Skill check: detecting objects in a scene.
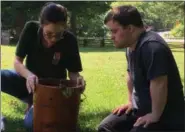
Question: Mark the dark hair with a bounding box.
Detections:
[39,2,67,24]
[104,5,144,28]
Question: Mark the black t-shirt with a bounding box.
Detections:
[16,21,82,79]
[126,31,184,124]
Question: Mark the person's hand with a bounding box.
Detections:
[133,113,160,128]
[26,74,38,93]
[76,75,86,92]
[112,103,133,116]
[76,75,85,86]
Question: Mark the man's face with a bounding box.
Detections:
[42,22,65,47]
[106,20,132,49]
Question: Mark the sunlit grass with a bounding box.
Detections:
[1,43,184,132]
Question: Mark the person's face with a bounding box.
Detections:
[42,22,66,47]
[106,20,133,49]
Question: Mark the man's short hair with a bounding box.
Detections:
[104,5,144,28]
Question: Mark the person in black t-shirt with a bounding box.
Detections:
[1,2,85,129]
[98,5,184,132]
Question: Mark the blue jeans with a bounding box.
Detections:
[1,115,6,132]
[24,105,33,130]
[1,69,33,129]
[98,109,185,132]
[1,69,33,104]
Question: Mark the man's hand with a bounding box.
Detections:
[76,75,85,86]
[112,103,133,116]
[69,72,85,86]
[133,113,160,128]
[76,75,86,93]
[26,74,38,93]
[68,72,86,92]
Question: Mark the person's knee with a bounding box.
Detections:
[97,113,122,132]
[97,115,113,132]
[1,69,9,81]
[97,124,112,132]
[97,118,110,132]
[97,123,107,132]
[1,69,15,77]
[1,69,27,98]
[1,70,16,87]
[1,70,12,91]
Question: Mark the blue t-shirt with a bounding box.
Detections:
[126,31,184,124]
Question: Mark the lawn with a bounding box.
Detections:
[1,43,184,132]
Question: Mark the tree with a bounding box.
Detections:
[1,1,111,41]
[1,1,45,41]
[110,1,184,31]
[59,1,111,36]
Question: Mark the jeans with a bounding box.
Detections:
[1,115,6,132]
[97,109,184,132]
[1,69,33,104]
[24,105,33,130]
[1,69,33,129]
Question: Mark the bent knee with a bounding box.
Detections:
[97,123,112,132]
[97,114,119,132]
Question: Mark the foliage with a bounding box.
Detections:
[110,1,184,30]
[77,14,107,37]
[171,23,184,37]
[1,1,110,37]
[1,1,44,29]
[1,1,184,38]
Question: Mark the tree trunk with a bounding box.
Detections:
[100,38,105,47]
[100,31,105,47]
[70,11,77,36]
[83,39,88,47]
[14,11,26,44]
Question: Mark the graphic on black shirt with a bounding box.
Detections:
[52,52,61,65]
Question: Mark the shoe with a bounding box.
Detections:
[1,115,6,132]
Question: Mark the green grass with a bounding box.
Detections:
[1,43,184,132]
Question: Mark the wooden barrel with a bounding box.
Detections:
[33,79,85,132]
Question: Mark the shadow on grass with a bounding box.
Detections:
[2,101,27,131]
[171,49,184,53]
[1,44,17,47]
[2,42,184,52]
[78,110,110,132]
[168,43,184,49]
[79,47,125,53]
[169,43,184,53]
[2,44,125,53]
[3,104,110,132]
[4,116,27,132]
[4,111,110,132]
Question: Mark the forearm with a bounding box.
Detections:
[14,59,33,79]
[127,72,133,103]
[150,76,168,119]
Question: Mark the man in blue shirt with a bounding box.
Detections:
[98,5,184,132]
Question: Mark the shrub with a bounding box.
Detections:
[170,23,184,38]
